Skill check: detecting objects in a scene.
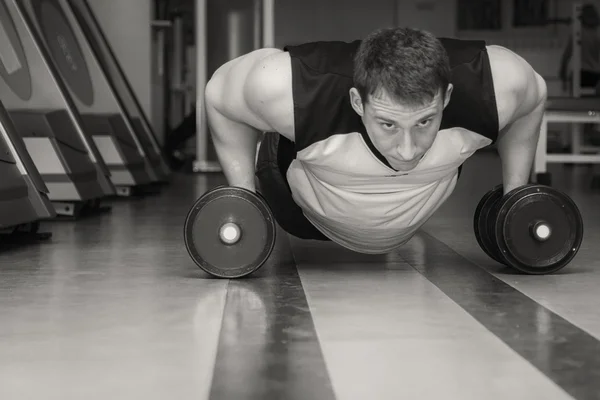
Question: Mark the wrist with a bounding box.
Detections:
[502,175,531,195]
[503,182,521,195]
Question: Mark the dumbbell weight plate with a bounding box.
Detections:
[494,185,583,275]
[184,186,276,278]
[474,185,507,264]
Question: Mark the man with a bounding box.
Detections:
[204,27,547,254]
[559,3,600,91]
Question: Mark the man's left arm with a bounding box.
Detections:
[495,56,548,195]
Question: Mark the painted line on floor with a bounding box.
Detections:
[209,230,336,400]
[399,231,600,400]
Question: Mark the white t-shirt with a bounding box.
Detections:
[288,128,491,253]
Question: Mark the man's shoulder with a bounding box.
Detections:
[486,45,532,92]
[486,45,547,129]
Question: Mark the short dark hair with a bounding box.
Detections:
[353,27,451,107]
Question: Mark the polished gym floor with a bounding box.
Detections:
[1,150,599,400]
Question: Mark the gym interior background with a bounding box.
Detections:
[87,0,600,155]
[1,0,599,399]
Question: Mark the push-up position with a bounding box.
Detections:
[203,27,547,254]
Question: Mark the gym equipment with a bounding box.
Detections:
[473,185,505,264]
[184,186,276,278]
[535,97,600,186]
[560,2,585,98]
[64,0,171,181]
[61,0,167,183]
[523,2,586,96]
[0,0,113,217]
[193,0,275,173]
[0,97,54,241]
[474,184,584,274]
[80,114,158,196]
[16,0,162,197]
[533,2,600,186]
[495,185,583,274]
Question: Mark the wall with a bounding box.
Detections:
[272,0,600,97]
[274,0,454,46]
[274,0,397,46]
[395,0,456,37]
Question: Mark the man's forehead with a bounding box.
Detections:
[367,91,441,116]
[370,87,441,104]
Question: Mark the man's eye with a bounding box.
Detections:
[381,123,395,129]
[417,119,431,127]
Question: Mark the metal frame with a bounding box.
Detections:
[535,110,600,176]
[571,2,582,98]
[193,0,275,173]
[533,2,600,177]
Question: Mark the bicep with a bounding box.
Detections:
[243,53,295,136]
[511,67,547,123]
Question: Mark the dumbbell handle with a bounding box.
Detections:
[531,221,552,242]
[219,222,241,244]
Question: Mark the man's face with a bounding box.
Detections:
[350,86,452,171]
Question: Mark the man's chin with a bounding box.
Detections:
[389,160,419,172]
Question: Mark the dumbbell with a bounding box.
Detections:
[184,186,276,278]
[474,184,584,274]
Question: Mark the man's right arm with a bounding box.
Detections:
[203,48,290,192]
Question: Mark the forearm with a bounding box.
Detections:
[205,102,261,192]
[496,100,545,194]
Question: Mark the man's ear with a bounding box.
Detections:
[443,84,453,109]
[349,88,365,116]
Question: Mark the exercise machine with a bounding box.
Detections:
[15,0,162,197]
[0,98,55,239]
[533,2,600,185]
[65,0,171,182]
[0,0,113,217]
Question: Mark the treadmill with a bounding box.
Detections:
[0,0,114,218]
[0,98,54,242]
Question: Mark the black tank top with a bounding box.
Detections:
[284,38,499,168]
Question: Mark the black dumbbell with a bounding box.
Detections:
[184,186,276,278]
[474,184,584,274]
[473,184,506,264]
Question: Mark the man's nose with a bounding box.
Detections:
[395,131,418,161]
